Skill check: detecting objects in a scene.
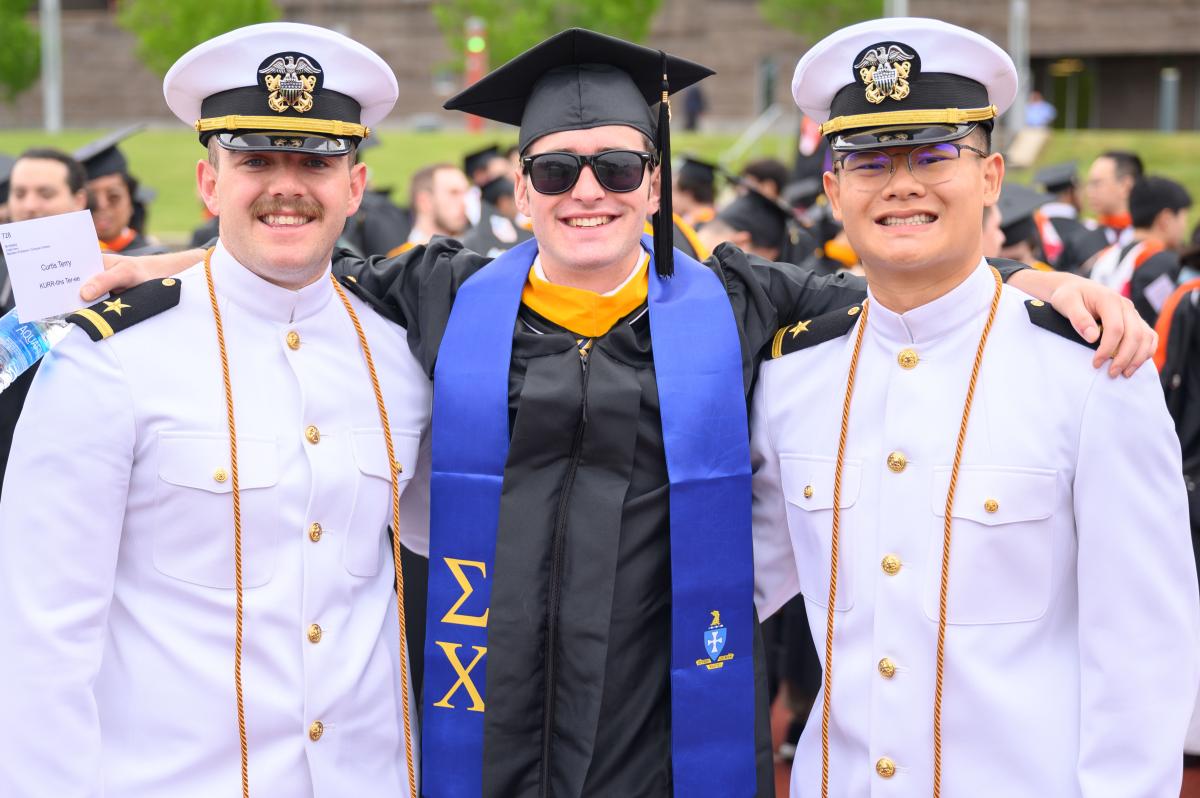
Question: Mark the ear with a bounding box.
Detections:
[197,158,220,216]
[823,170,844,222]
[514,169,532,218]
[346,161,368,217]
[646,161,661,216]
[980,152,1005,207]
[72,189,89,212]
[730,229,753,249]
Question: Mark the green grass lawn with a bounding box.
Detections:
[2,127,1197,244]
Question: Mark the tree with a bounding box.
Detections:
[433,0,663,74]
[758,0,882,42]
[0,0,39,103]
[117,0,280,77]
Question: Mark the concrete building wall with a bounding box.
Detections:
[1,0,1197,130]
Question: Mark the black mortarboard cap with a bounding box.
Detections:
[678,156,718,186]
[997,183,1049,246]
[464,144,501,178]
[717,188,793,251]
[74,124,145,181]
[1034,161,1077,194]
[0,153,14,204]
[480,175,515,206]
[443,28,714,277]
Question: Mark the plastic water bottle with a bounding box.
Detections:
[0,309,70,392]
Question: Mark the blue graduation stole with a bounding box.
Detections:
[423,235,757,796]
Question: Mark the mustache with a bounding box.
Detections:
[250,196,325,221]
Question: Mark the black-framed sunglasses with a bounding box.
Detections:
[521,150,657,195]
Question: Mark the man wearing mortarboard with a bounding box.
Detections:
[85,26,1158,798]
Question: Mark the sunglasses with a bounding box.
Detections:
[521,150,657,195]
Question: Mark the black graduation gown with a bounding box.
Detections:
[335,237,865,797]
[460,203,534,257]
[336,241,1032,796]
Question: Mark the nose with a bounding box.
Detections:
[881,153,926,201]
[570,161,606,202]
[267,162,306,197]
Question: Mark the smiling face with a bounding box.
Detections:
[88,172,135,240]
[515,125,659,291]
[823,130,1003,300]
[197,144,366,289]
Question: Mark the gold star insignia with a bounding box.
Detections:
[789,319,811,338]
[102,298,131,316]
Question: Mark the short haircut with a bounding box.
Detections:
[741,158,789,194]
[16,148,87,194]
[1130,176,1192,229]
[409,163,457,208]
[1099,150,1144,182]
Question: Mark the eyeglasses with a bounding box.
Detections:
[521,150,656,195]
[835,142,989,190]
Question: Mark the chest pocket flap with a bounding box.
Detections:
[158,433,279,492]
[351,428,421,483]
[780,453,862,510]
[932,465,1057,524]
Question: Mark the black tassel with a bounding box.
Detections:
[653,51,674,278]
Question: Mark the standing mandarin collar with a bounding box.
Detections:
[209,241,334,324]
[866,258,998,346]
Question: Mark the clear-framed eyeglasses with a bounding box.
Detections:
[834,141,989,190]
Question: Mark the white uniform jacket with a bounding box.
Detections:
[751,261,1200,798]
[0,243,431,798]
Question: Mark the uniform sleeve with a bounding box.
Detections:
[332,236,494,375]
[0,330,135,797]
[749,364,801,620]
[1073,363,1200,797]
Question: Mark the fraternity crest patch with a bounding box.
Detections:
[258,51,323,114]
[695,610,736,670]
[853,42,919,105]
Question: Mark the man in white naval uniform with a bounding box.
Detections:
[0,24,429,797]
[752,18,1200,798]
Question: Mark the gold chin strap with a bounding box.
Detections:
[819,105,998,136]
[820,267,1003,798]
[203,250,415,798]
[194,115,370,140]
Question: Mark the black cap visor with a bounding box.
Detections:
[831,122,978,153]
[214,131,353,156]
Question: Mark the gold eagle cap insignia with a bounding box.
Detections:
[258,54,322,114]
[854,44,916,105]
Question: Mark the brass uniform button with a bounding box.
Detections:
[162,278,177,287]
[309,720,324,741]
[984,498,999,513]
[881,554,902,575]
[848,306,861,316]
[305,425,321,444]
[897,348,919,370]
[286,330,301,350]
[308,522,323,542]
[886,451,907,473]
[878,657,897,679]
[803,485,814,499]
[395,461,404,475]
[1030,299,1046,307]
[876,757,896,778]
[307,623,323,644]
[213,467,228,483]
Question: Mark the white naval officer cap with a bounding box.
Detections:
[163,22,398,156]
[792,17,1017,152]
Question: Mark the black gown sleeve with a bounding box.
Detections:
[331,235,493,376]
